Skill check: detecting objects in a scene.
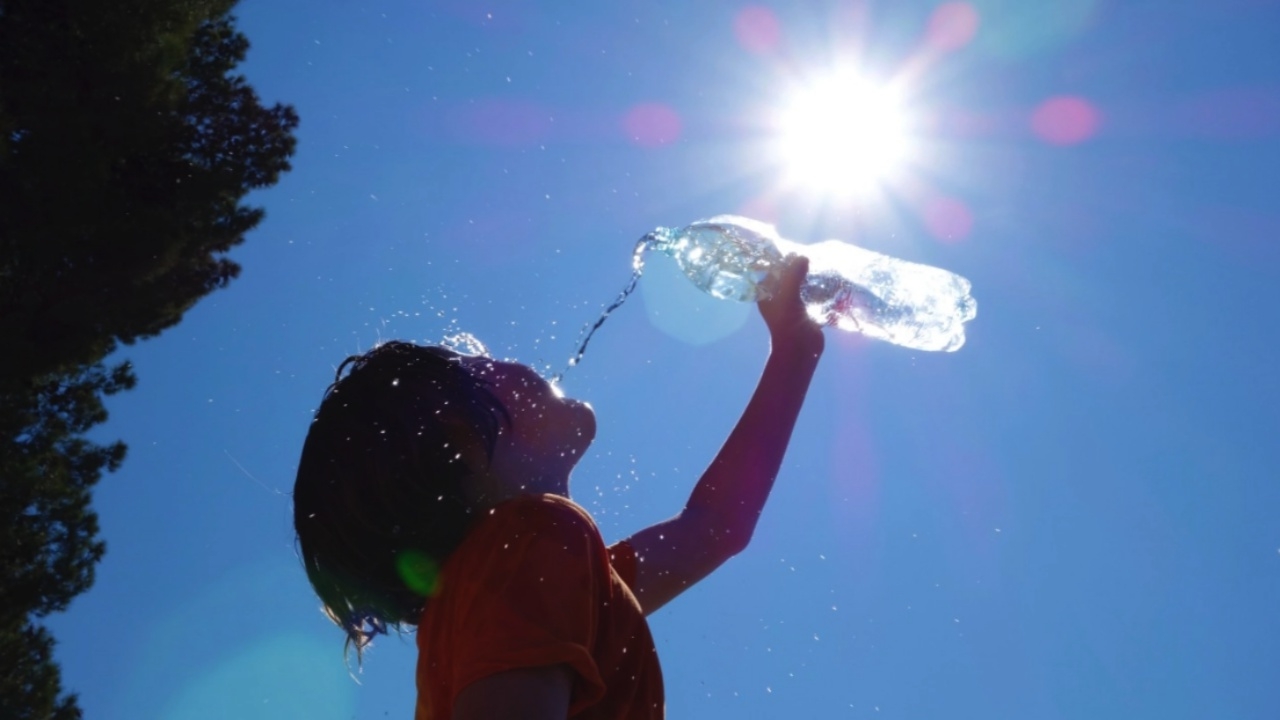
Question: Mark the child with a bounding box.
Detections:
[293,256,824,719]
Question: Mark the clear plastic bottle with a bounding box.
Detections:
[643,214,978,352]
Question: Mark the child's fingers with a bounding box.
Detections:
[760,254,824,342]
[780,254,809,299]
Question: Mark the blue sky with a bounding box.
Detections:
[49,1,1280,718]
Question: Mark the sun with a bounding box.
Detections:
[772,70,913,196]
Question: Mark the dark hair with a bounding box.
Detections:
[293,341,509,659]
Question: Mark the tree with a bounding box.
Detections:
[0,1,298,716]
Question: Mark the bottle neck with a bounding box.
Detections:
[633,227,677,270]
[644,227,676,251]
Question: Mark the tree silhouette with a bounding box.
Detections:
[0,1,298,716]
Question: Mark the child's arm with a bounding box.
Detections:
[622,255,824,615]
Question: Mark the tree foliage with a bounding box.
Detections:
[0,1,298,716]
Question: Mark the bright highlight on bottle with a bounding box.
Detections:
[774,72,912,195]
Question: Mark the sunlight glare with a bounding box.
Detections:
[774,72,911,196]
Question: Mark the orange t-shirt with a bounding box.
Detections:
[415,494,664,719]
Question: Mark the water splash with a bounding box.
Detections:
[552,229,670,383]
[441,332,491,357]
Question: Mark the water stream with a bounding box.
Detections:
[551,232,663,383]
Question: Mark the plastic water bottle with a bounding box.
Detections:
[643,215,977,352]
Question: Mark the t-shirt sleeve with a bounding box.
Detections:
[607,539,639,591]
[448,499,608,714]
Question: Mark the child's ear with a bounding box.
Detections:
[437,416,493,476]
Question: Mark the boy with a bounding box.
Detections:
[293,257,823,718]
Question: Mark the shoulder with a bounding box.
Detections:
[485,494,600,540]
[445,496,613,625]
[459,494,605,567]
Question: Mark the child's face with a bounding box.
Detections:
[458,356,596,497]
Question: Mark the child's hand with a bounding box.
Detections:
[759,254,825,354]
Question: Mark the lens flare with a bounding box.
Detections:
[926,2,980,52]
[396,550,441,597]
[924,196,975,243]
[622,103,682,147]
[734,6,782,55]
[1031,95,1101,145]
